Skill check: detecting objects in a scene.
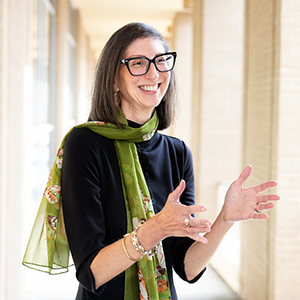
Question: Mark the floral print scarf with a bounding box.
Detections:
[23,109,171,300]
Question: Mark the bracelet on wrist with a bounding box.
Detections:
[132,223,158,258]
[122,234,141,262]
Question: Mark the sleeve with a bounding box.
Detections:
[169,141,206,283]
[61,128,107,294]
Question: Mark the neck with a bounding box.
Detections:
[121,103,155,125]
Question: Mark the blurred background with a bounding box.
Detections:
[0,0,300,299]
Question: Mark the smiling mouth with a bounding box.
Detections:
[139,84,160,91]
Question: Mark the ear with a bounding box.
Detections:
[113,76,119,92]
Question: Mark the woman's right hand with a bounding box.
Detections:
[156,180,211,243]
[137,180,212,250]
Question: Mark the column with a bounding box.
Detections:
[192,0,244,293]
[0,0,32,299]
[55,0,69,147]
[242,0,300,299]
[172,10,193,147]
[273,1,300,298]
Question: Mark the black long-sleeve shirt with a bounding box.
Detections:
[61,122,205,300]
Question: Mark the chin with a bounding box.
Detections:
[149,99,162,109]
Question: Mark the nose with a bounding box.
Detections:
[145,61,159,79]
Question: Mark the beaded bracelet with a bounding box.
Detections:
[132,223,158,258]
[122,234,141,262]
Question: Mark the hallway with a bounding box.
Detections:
[174,266,240,300]
[1,1,300,299]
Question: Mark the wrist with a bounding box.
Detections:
[135,214,165,252]
[132,223,158,258]
[122,234,142,261]
[124,232,144,261]
[218,208,235,227]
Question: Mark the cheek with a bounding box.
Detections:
[122,73,139,88]
[161,74,171,92]
[117,68,135,91]
[119,79,141,99]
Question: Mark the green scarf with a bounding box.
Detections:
[23,110,171,300]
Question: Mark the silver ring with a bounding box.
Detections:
[254,204,262,213]
[185,218,190,227]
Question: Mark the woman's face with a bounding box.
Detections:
[115,37,171,124]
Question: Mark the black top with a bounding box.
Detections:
[61,122,205,300]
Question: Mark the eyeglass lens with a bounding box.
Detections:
[128,53,175,75]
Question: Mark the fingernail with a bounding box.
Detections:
[205,227,211,232]
[205,221,211,226]
[200,206,207,212]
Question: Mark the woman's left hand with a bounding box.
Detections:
[221,165,280,223]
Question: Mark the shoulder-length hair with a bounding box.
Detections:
[88,22,177,130]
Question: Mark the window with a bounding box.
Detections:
[21,1,78,298]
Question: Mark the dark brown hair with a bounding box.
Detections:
[88,22,177,130]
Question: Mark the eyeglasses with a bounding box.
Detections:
[121,52,177,76]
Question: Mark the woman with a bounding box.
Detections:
[23,23,279,300]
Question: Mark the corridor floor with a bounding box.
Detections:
[173,265,240,300]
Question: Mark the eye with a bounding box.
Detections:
[129,58,147,68]
[156,55,172,65]
[156,57,167,64]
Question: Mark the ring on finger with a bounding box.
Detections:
[253,204,262,213]
[184,218,190,227]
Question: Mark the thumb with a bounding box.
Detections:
[235,164,252,186]
[169,180,186,202]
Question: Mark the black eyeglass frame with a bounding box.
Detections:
[120,52,177,76]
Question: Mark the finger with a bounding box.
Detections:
[254,202,275,212]
[198,236,208,244]
[235,165,252,186]
[185,205,207,215]
[188,232,208,244]
[195,235,208,244]
[257,194,280,203]
[185,226,211,235]
[169,180,186,202]
[253,181,277,194]
[188,217,212,229]
[252,213,269,220]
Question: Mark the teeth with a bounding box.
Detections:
[140,85,158,91]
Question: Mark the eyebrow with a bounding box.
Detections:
[126,53,164,59]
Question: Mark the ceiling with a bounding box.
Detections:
[71,0,187,56]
